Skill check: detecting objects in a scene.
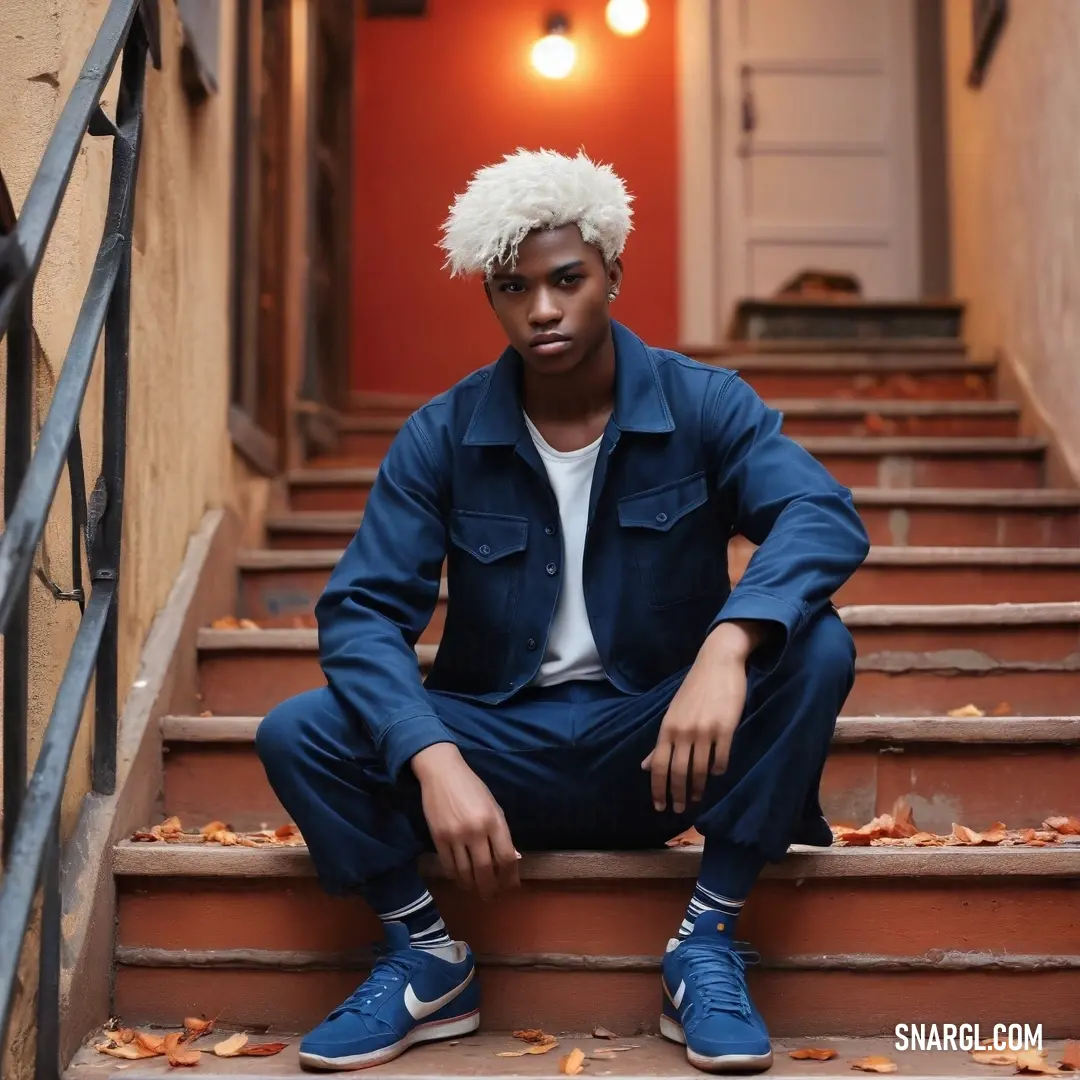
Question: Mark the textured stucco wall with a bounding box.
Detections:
[0,1,238,1074]
[944,0,1080,477]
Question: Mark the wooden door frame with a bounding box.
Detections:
[676,0,922,347]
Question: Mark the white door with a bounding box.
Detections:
[715,0,921,319]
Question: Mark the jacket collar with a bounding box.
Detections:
[462,320,675,446]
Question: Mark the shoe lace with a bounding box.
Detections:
[329,949,415,1018]
[682,941,755,1021]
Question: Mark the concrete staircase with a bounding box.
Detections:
[70,334,1080,1077]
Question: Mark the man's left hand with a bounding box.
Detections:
[641,620,768,814]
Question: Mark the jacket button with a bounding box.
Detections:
[655,512,668,523]
[546,562,557,575]
[526,638,537,650]
[545,524,556,536]
[479,544,491,556]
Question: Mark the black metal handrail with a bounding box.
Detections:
[0,2,160,1075]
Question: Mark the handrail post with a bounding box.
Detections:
[2,285,33,863]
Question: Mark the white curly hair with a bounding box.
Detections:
[438,148,634,278]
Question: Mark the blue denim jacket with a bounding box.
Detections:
[316,321,870,778]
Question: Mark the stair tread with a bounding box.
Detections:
[237,545,1080,571]
[287,440,1048,487]
[697,347,975,364]
[159,714,1080,744]
[68,1033,1048,1080]
[265,489,1080,533]
[337,399,1021,433]
[111,841,1080,879]
[197,603,1080,655]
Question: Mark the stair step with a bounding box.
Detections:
[286,440,1048,511]
[727,297,964,342]
[267,488,1080,550]
[196,603,1080,717]
[160,713,1080,835]
[236,545,1080,626]
[334,400,1022,459]
[109,842,1080,1035]
[70,1034,1063,1080]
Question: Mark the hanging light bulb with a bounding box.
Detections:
[605,0,649,36]
[531,13,576,79]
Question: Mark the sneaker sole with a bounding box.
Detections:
[660,1015,774,1073]
[298,1010,480,1071]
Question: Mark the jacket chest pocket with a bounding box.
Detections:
[448,509,529,631]
[617,472,722,609]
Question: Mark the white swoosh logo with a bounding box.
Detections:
[403,967,474,1021]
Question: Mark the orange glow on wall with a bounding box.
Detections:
[351,0,677,397]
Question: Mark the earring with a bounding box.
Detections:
[608,290,618,301]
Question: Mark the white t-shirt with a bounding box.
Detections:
[523,414,607,686]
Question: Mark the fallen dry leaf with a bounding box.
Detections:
[593,1026,617,1040]
[592,1046,640,1056]
[274,823,302,842]
[790,1048,839,1061]
[240,1043,289,1056]
[561,1048,587,1075]
[666,826,705,847]
[513,1029,556,1045]
[1044,817,1080,836]
[212,1033,248,1057]
[991,702,1013,716]
[199,710,213,718]
[971,1050,1018,1066]
[1061,1043,1080,1070]
[134,1031,167,1055]
[164,1032,201,1067]
[95,1042,160,1061]
[183,1016,215,1038]
[851,1056,898,1073]
[210,616,240,629]
[948,703,986,718]
[1016,1050,1064,1075]
[199,821,228,838]
[497,1043,562,1058]
[952,821,1008,845]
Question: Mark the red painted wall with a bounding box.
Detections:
[351,0,678,396]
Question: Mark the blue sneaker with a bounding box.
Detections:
[298,923,479,1070]
[660,916,773,1073]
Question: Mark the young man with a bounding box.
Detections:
[257,149,870,1073]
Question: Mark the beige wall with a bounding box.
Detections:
[0,1,248,1075]
[945,0,1080,478]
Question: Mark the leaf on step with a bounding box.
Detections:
[239,1042,289,1056]
[183,1016,215,1038]
[593,1026,617,1039]
[952,822,1008,845]
[991,702,1013,716]
[133,1031,167,1055]
[666,826,705,847]
[1044,817,1080,835]
[212,1033,249,1057]
[850,1055,898,1073]
[211,616,240,629]
[889,798,919,837]
[129,831,159,842]
[164,1032,201,1067]
[115,1028,136,1044]
[560,1048,587,1075]
[1016,1049,1064,1075]
[971,1050,1018,1066]
[199,710,214,718]
[497,1042,561,1058]
[947,703,985,718]
[238,619,261,631]
[1060,1042,1080,1070]
[512,1028,556,1044]
[274,823,303,843]
[789,1047,839,1060]
[593,1046,641,1057]
[200,821,229,838]
[95,1043,159,1060]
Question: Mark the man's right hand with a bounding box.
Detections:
[410,742,520,900]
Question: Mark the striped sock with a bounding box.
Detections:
[377,889,454,952]
[678,882,745,939]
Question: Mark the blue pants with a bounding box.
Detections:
[256,612,855,896]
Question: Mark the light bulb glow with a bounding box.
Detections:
[531,32,576,79]
[605,0,649,36]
